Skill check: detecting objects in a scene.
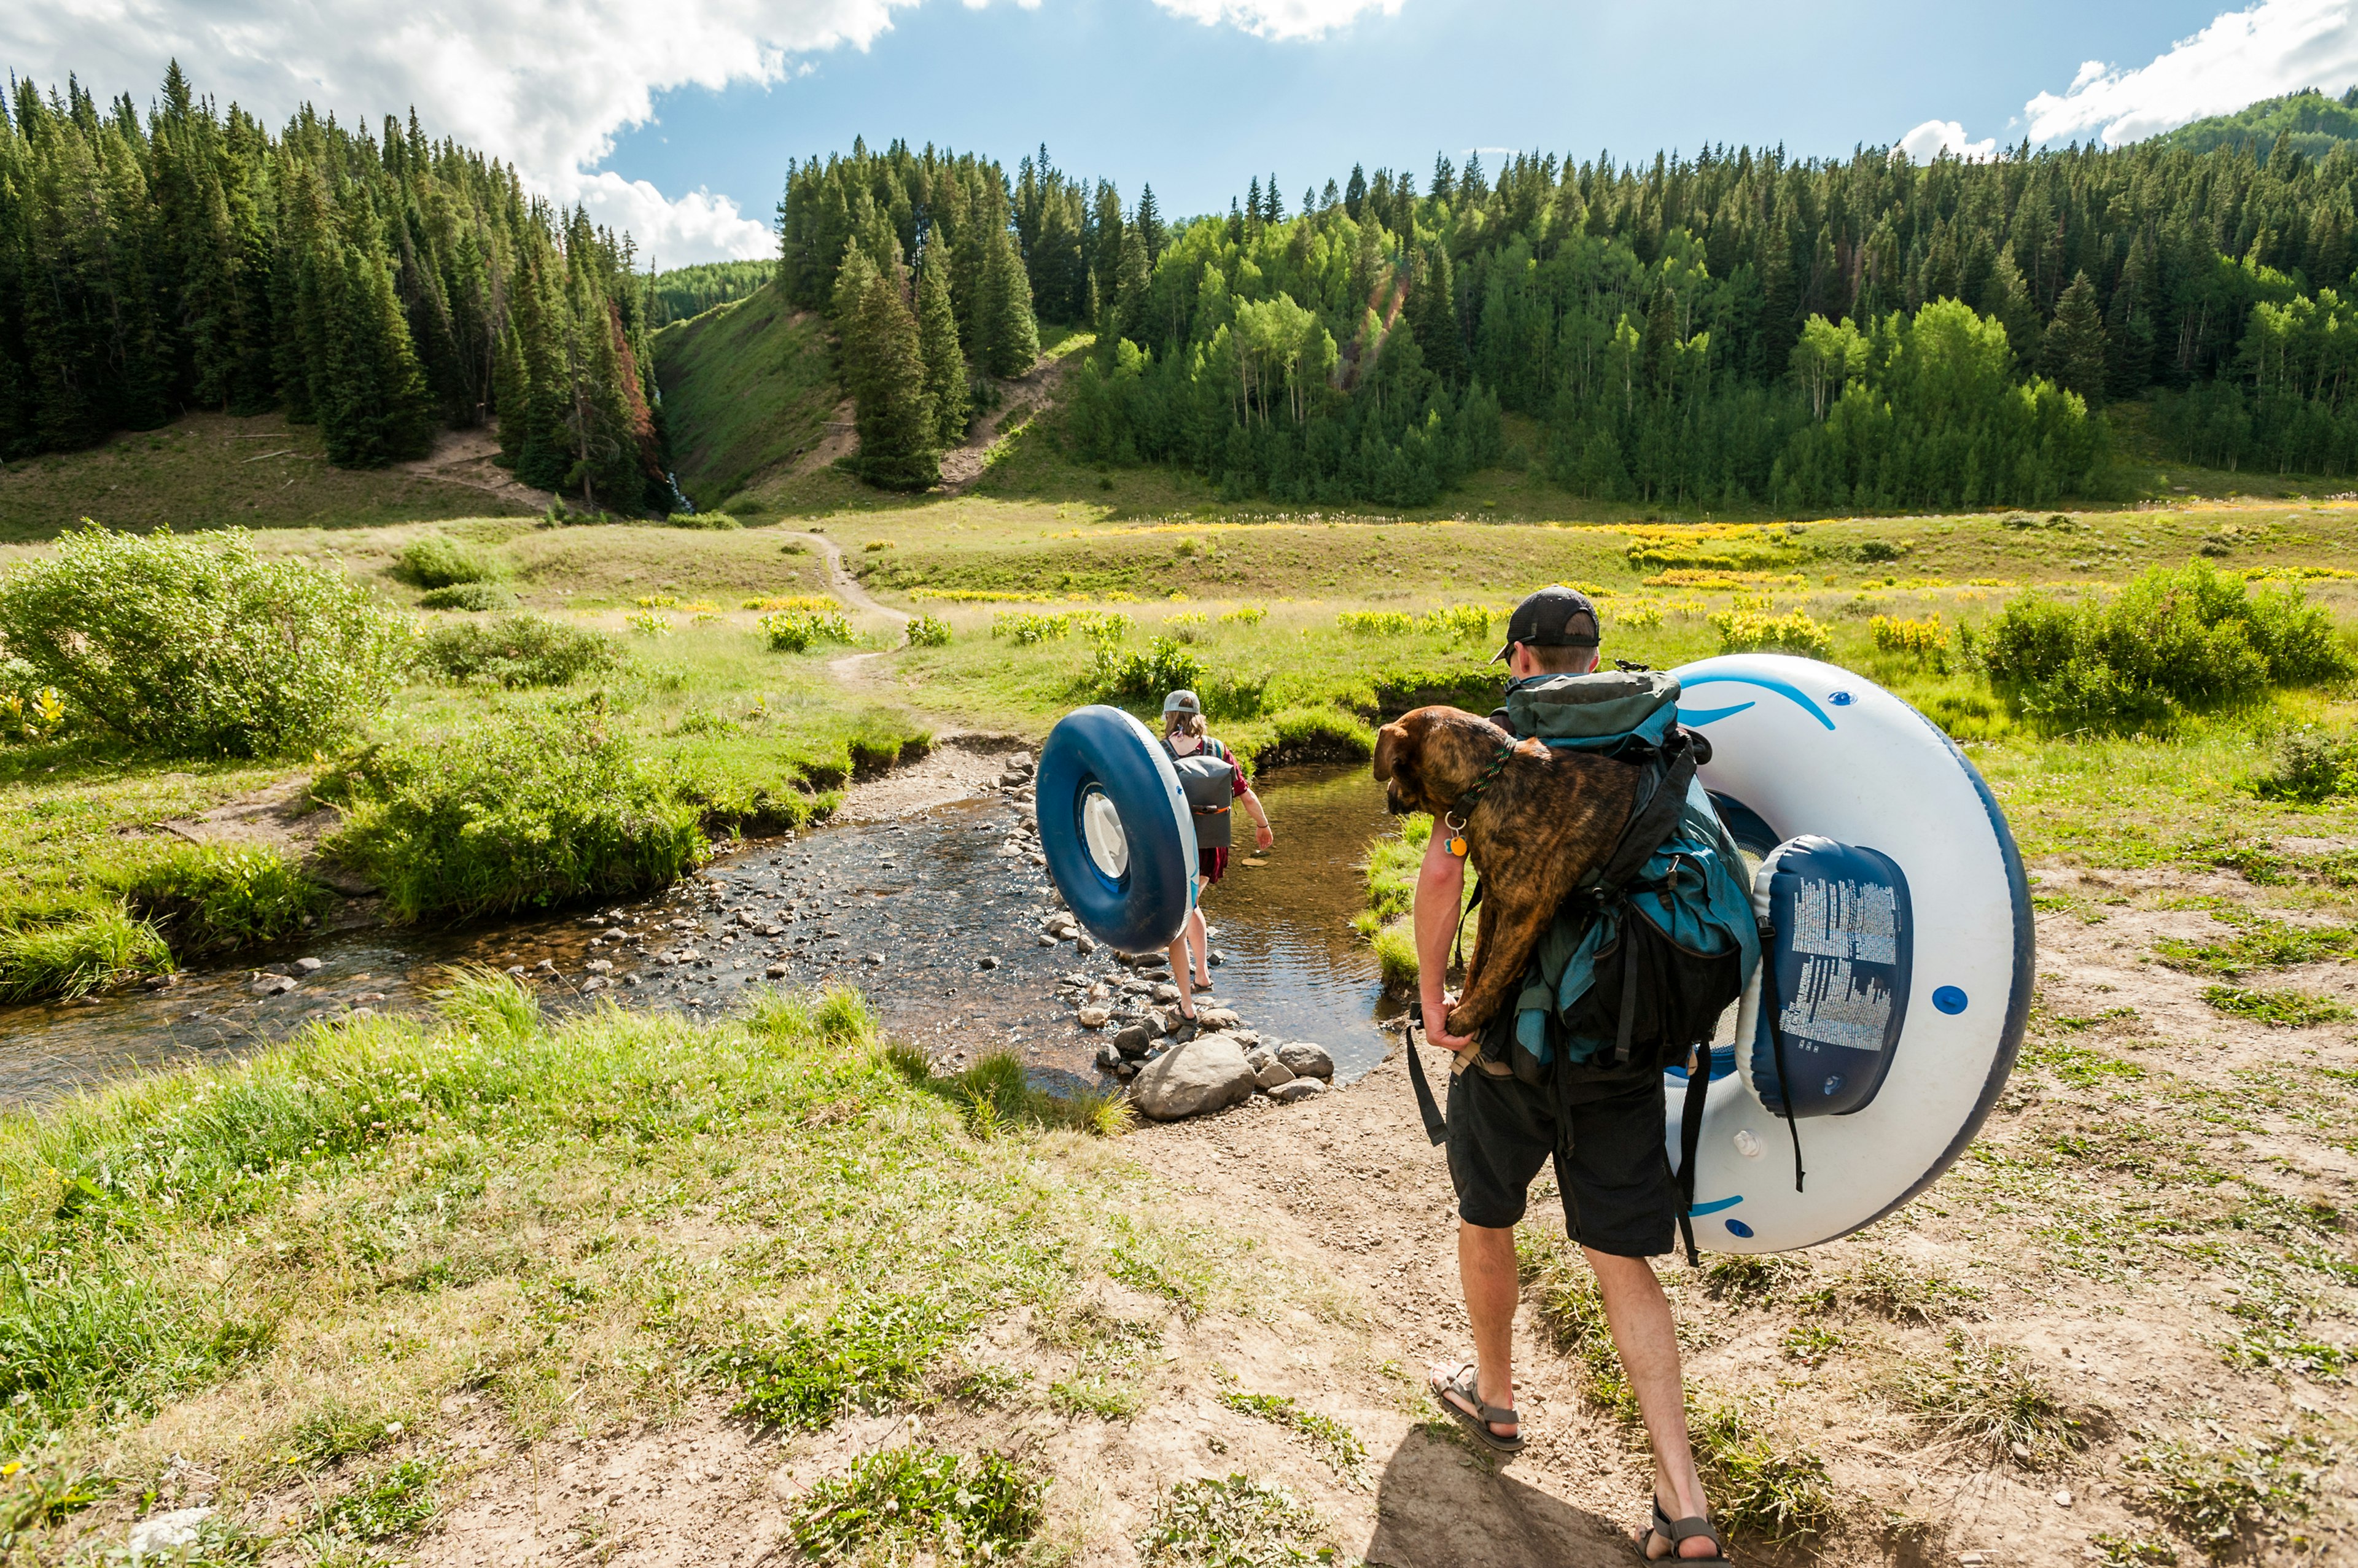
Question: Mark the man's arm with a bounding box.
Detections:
[1415,827,1474,1052]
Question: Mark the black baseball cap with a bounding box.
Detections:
[1490,585,1601,663]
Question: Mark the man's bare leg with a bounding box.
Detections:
[1434,1221,1520,1438]
[1587,1248,1714,1558]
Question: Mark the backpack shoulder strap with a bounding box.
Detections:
[1592,731,1700,896]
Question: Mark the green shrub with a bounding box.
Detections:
[1262,706,1376,763]
[1093,637,1205,703]
[0,524,413,758]
[1982,562,2353,734]
[789,1446,1044,1564]
[1137,1475,1328,1567]
[1710,608,1835,659]
[319,1459,437,1540]
[725,1294,951,1429]
[112,844,327,956]
[904,614,951,648]
[993,610,1075,645]
[417,581,517,612]
[319,708,706,921]
[665,512,741,530]
[2252,726,2357,802]
[760,610,857,653]
[0,904,171,1001]
[1337,610,1415,636]
[393,534,504,588]
[419,616,623,689]
[1418,603,1494,643]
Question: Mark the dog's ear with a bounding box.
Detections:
[1376,715,1431,813]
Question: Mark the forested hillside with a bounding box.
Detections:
[649,260,775,325]
[2158,87,2358,160]
[784,131,2358,510]
[0,66,671,511]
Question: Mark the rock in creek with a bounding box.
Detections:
[1129,1033,1256,1120]
[1194,1006,1242,1032]
[1076,1006,1112,1029]
[1151,983,1180,1003]
[977,955,1001,970]
[1268,1078,1326,1104]
[1112,1024,1154,1060]
[1251,1054,1296,1091]
[1275,1041,1335,1081]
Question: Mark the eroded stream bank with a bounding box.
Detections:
[0,763,1401,1108]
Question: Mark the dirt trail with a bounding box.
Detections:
[940,354,1073,493]
[772,527,909,688]
[397,423,558,511]
[391,865,2358,1566]
[799,354,1074,497]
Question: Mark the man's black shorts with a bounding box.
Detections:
[1444,1057,1676,1257]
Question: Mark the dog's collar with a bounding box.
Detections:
[1443,743,1516,831]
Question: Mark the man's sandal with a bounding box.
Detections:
[1428,1361,1525,1455]
[1636,1499,1728,1562]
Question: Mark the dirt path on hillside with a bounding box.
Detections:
[940,354,1073,494]
[386,864,2357,1566]
[397,423,559,511]
[786,398,859,479]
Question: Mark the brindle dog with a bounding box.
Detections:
[1372,705,1641,1039]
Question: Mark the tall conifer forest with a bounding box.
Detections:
[0,65,670,510]
[788,133,2358,509]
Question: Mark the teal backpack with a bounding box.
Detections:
[1409,669,1764,1262]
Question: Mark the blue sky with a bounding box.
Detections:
[10,0,2358,262]
[605,0,2237,241]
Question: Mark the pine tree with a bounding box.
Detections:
[976,224,1038,379]
[1134,184,1164,264]
[1345,164,1367,219]
[320,200,438,465]
[851,263,938,490]
[2042,270,2108,403]
[917,238,969,447]
[1113,225,1151,342]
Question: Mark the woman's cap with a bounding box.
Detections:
[1490,585,1601,662]
[1162,689,1203,715]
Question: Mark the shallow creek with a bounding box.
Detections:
[0,765,1405,1109]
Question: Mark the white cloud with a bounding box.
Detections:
[1146,0,1403,41]
[6,0,1411,260]
[1897,118,1998,161]
[2,0,932,262]
[2024,0,2358,147]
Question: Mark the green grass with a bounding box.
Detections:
[112,842,328,956]
[1135,1474,1331,1568]
[1688,1403,1835,1543]
[0,901,171,1000]
[1893,1330,2082,1467]
[318,712,709,921]
[2155,914,2358,976]
[650,282,839,508]
[2128,1432,2329,1559]
[787,1445,1046,1565]
[0,973,1147,1550]
[2201,984,2357,1027]
[0,411,531,542]
[1218,1390,1369,1479]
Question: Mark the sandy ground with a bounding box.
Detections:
[939,355,1074,494]
[346,857,2357,1567]
[397,424,559,513]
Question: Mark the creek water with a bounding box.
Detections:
[0,764,1406,1110]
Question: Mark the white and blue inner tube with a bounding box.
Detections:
[1666,653,2034,1253]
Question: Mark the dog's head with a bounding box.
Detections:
[1374,706,1511,818]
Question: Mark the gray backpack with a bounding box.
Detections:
[1164,737,1234,849]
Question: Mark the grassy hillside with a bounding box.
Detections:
[2157,85,2358,158]
[0,413,534,542]
[652,282,839,510]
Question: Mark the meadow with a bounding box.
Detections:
[0,444,2354,1564]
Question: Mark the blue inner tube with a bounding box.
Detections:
[1035,706,1197,952]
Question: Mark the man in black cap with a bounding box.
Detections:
[1417,584,1727,1563]
[1484,584,1602,724]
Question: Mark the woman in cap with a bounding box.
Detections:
[1161,689,1272,1019]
